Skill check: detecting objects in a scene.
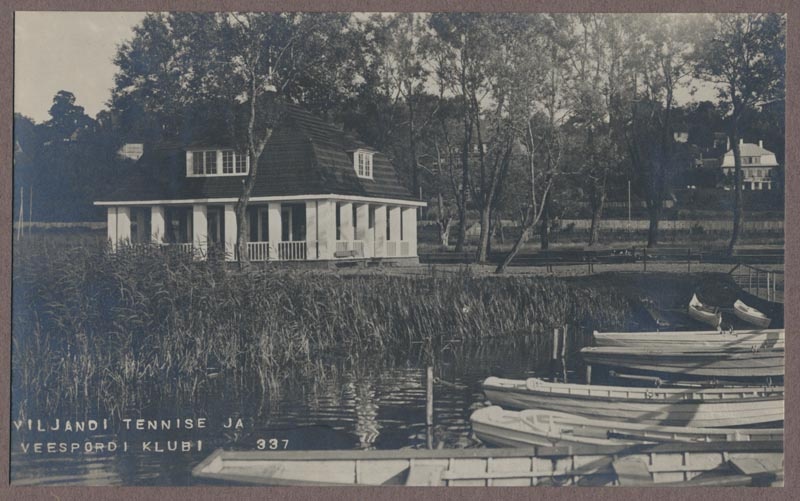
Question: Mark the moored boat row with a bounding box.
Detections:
[481,377,783,427]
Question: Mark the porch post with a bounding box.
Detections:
[305,201,318,260]
[339,202,354,241]
[224,204,237,261]
[117,207,131,244]
[389,206,401,253]
[192,204,208,260]
[317,200,336,260]
[402,206,418,257]
[107,207,118,250]
[132,209,146,243]
[268,202,282,260]
[373,205,387,257]
[355,203,371,258]
[151,206,165,244]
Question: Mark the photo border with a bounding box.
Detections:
[1,1,796,499]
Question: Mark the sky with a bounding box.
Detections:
[15,12,718,124]
[15,11,146,122]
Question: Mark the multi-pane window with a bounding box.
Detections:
[205,151,217,174]
[222,150,235,173]
[189,150,249,177]
[355,150,373,179]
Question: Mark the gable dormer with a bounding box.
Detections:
[349,148,374,179]
[185,148,249,177]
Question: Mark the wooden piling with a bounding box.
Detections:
[586,364,592,385]
[643,248,647,272]
[687,248,691,273]
[551,328,559,361]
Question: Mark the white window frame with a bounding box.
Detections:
[187,149,250,177]
[354,149,374,179]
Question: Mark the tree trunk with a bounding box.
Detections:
[646,202,660,248]
[455,113,471,253]
[496,224,530,273]
[439,219,452,248]
[235,150,262,269]
[588,191,605,247]
[409,99,418,197]
[476,206,491,263]
[727,119,743,256]
[540,191,550,250]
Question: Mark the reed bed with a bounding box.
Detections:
[12,236,637,420]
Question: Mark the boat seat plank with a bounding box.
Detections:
[729,457,783,476]
[404,464,447,486]
[612,458,653,486]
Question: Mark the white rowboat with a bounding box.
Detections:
[593,329,783,350]
[688,294,722,328]
[481,377,783,427]
[471,406,783,448]
[192,442,783,486]
[733,300,772,328]
[580,346,784,378]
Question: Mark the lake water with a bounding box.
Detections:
[11,337,583,486]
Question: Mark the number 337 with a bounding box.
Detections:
[256,438,289,450]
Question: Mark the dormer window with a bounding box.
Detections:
[354,149,374,179]
[187,149,249,177]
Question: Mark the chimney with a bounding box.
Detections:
[739,138,744,145]
[759,140,763,148]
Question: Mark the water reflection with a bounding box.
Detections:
[11,338,572,486]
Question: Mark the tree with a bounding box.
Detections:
[694,13,785,254]
[495,14,569,272]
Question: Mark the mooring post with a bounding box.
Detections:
[766,273,771,301]
[687,248,691,273]
[552,328,559,362]
[586,364,592,385]
[426,365,434,449]
[643,248,647,272]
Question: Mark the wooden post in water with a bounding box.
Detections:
[687,248,691,273]
[766,273,771,301]
[561,325,568,383]
[426,365,434,450]
[586,364,592,385]
[551,328,559,362]
[643,248,647,272]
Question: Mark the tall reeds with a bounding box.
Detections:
[12,235,636,420]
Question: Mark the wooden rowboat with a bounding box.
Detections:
[733,300,772,328]
[192,442,783,486]
[481,377,783,427]
[580,346,784,378]
[470,406,783,448]
[593,329,784,350]
[688,294,722,328]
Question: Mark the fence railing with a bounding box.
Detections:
[277,241,307,261]
[247,242,271,261]
[730,264,783,303]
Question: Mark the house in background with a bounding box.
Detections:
[720,139,780,191]
[95,105,425,264]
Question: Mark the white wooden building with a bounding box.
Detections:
[95,105,425,263]
[721,139,780,191]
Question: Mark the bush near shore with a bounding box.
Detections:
[12,236,646,420]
